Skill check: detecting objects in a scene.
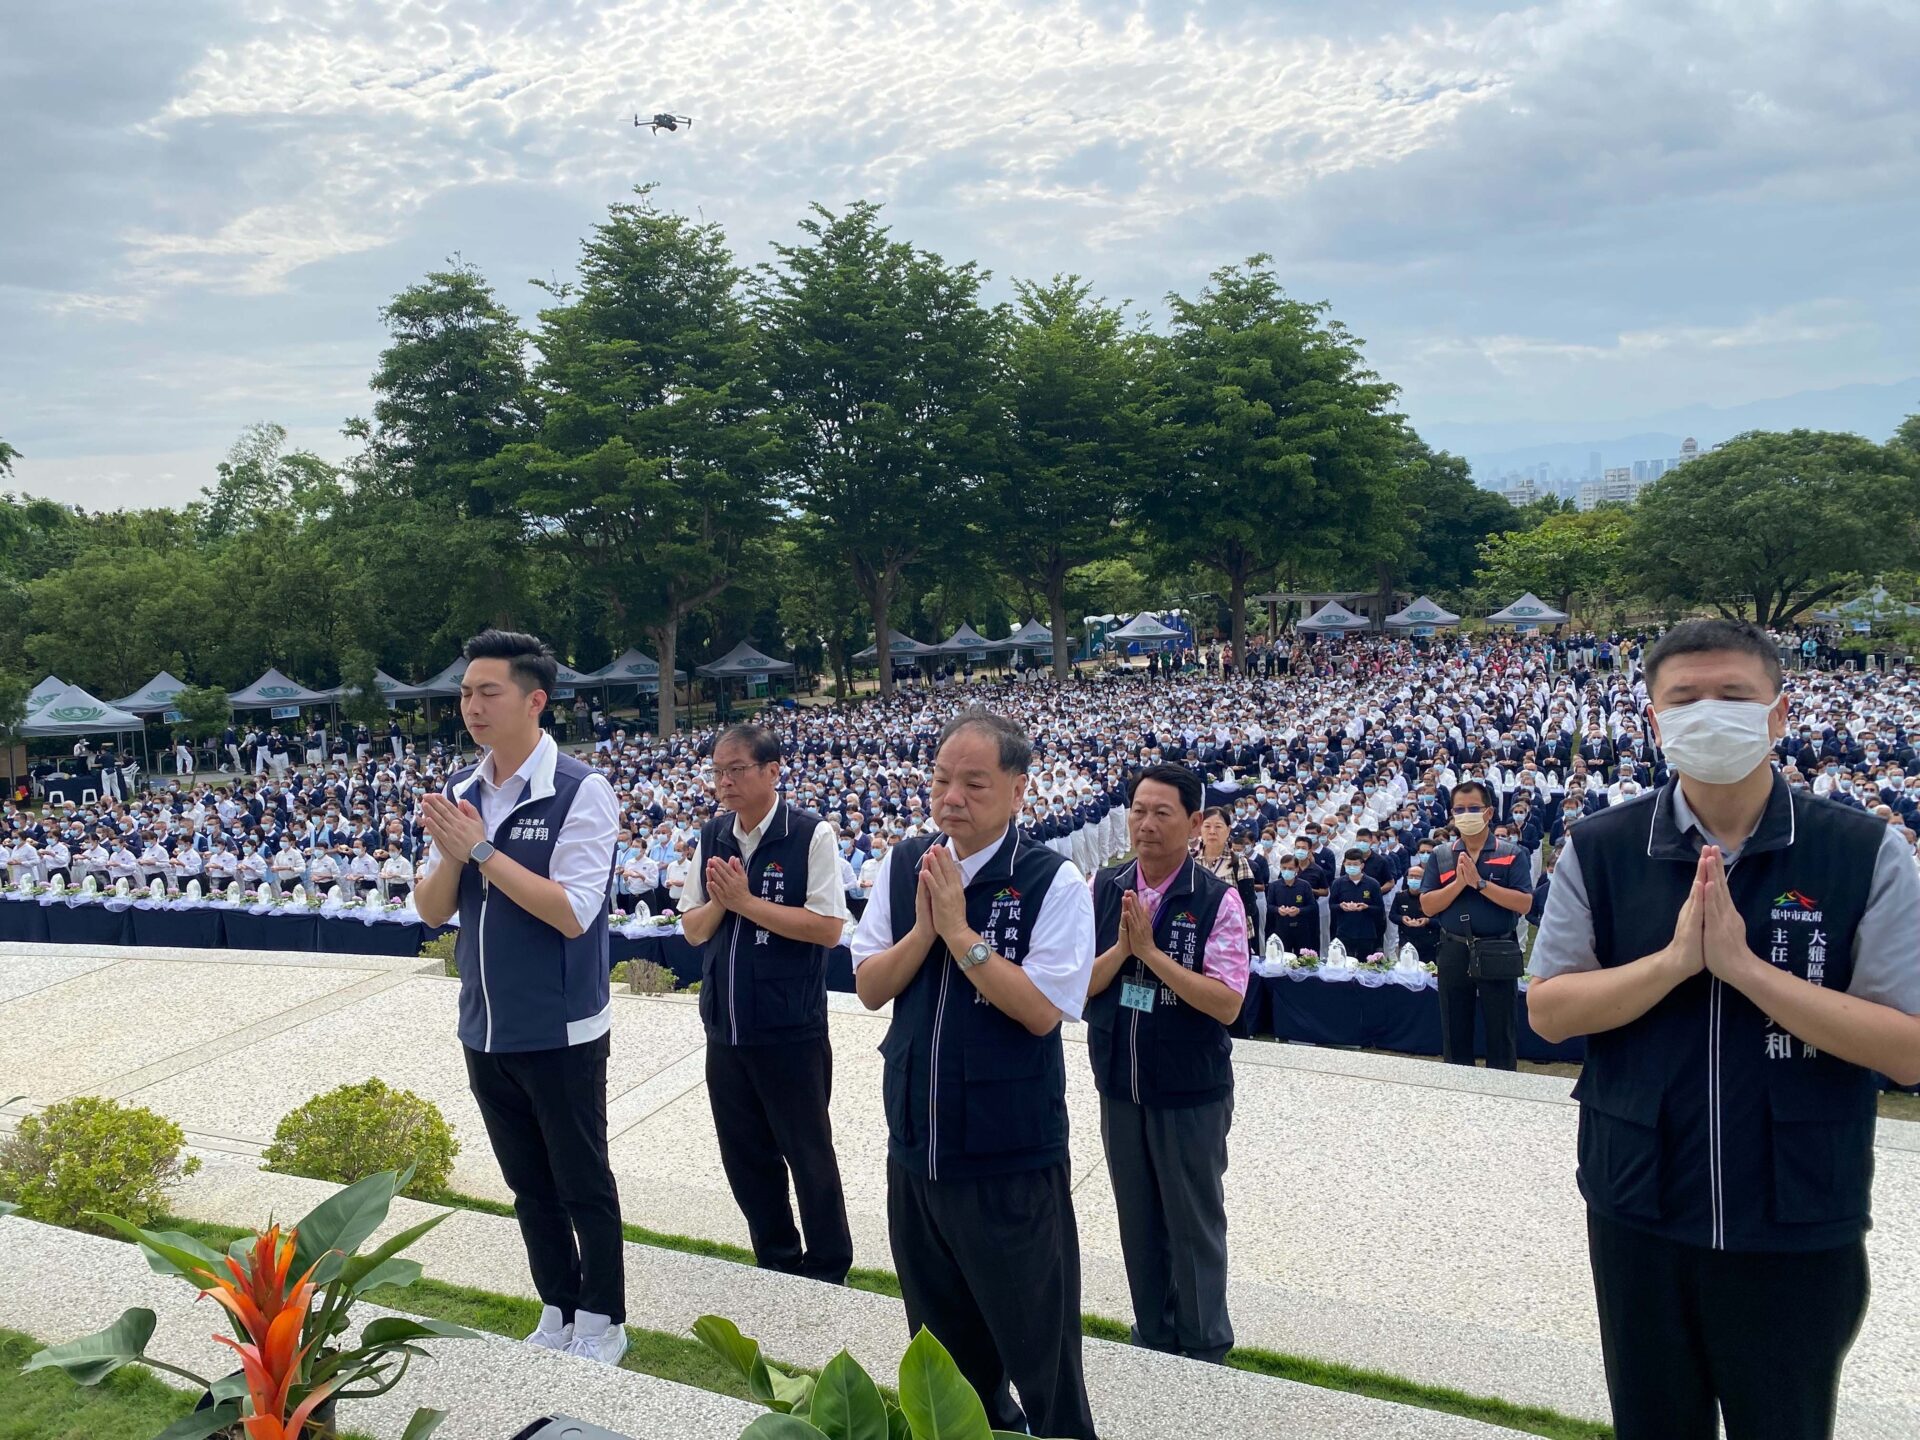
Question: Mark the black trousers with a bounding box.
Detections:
[887,1160,1098,1440]
[463,1031,626,1323]
[1434,941,1517,1069]
[705,1037,852,1284]
[1587,1209,1868,1440]
[1100,1093,1234,1362]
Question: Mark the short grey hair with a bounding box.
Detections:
[936,708,1032,774]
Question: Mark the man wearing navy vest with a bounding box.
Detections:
[852,709,1099,1440]
[1530,620,1920,1440]
[413,630,627,1366]
[680,723,854,1286]
[1420,777,1533,1068]
[1087,762,1247,1364]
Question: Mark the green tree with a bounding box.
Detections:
[1890,411,1920,456]
[334,649,395,730]
[776,522,868,699]
[1625,429,1920,625]
[508,189,777,734]
[1145,257,1405,659]
[0,437,18,475]
[25,551,225,699]
[756,202,999,700]
[168,685,232,744]
[1395,435,1516,605]
[992,275,1151,678]
[193,424,342,543]
[0,668,27,796]
[1474,508,1631,618]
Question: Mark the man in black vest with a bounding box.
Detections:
[680,724,853,1285]
[851,709,1098,1439]
[1087,763,1247,1363]
[414,630,626,1364]
[1530,619,1920,1440]
[1420,777,1533,1068]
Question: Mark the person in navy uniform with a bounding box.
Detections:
[1389,861,1438,962]
[413,630,627,1365]
[1265,844,1319,956]
[1328,849,1387,956]
[1420,778,1534,1068]
[1530,620,1920,1440]
[680,724,854,1286]
[852,709,1099,1440]
[1086,763,1248,1364]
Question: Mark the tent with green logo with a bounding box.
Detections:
[1487,592,1569,626]
[591,647,688,694]
[853,630,939,663]
[1297,600,1372,633]
[111,671,193,713]
[1384,596,1462,630]
[25,676,67,717]
[698,641,797,679]
[227,667,332,709]
[323,668,435,703]
[19,682,144,737]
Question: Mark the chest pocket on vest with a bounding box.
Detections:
[961,1028,1056,1157]
[1768,1087,1874,1225]
[1575,1077,1664,1222]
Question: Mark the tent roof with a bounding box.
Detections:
[416,656,469,697]
[697,641,797,678]
[936,623,1008,654]
[326,668,435,702]
[1487,592,1570,624]
[1007,619,1054,645]
[110,671,192,712]
[20,681,144,736]
[1384,595,1462,628]
[592,647,688,682]
[854,629,939,661]
[227,668,332,707]
[1104,613,1184,641]
[25,676,67,716]
[1297,601,1372,632]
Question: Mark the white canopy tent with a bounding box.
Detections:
[19,682,145,737]
[1297,600,1372,633]
[854,630,940,663]
[25,675,67,717]
[935,623,1008,656]
[1103,613,1184,642]
[110,671,192,714]
[1486,593,1570,626]
[325,668,436,703]
[698,641,798,679]
[227,668,332,709]
[1384,596,1462,630]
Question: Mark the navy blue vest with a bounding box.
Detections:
[696,802,830,1047]
[879,829,1071,1181]
[449,750,613,1054]
[1087,858,1234,1108]
[1569,776,1882,1251]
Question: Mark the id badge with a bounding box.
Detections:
[1120,980,1156,1013]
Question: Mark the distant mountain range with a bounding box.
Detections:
[1421,379,1920,486]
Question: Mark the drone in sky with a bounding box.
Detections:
[636,112,693,133]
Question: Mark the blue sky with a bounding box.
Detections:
[3,0,1917,508]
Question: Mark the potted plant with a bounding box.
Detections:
[22,1167,473,1439]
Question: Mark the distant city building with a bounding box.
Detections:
[1679,436,1699,461]
[1503,477,1538,507]
[1588,450,1603,480]
[1578,480,1603,511]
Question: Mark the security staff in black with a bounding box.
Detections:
[1529,621,1920,1440]
[1086,764,1248,1364]
[852,710,1099,1440]
[681,725,853,1286]
[1421,777,1533,1069]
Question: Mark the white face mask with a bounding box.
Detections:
[1655,697,1779,785]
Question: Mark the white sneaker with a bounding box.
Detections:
[563,1321,628,1366]
[524,1305,573,1351]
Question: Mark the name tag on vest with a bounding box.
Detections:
[507,815,551,842]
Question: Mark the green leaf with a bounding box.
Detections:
[739,1417,830,1440]
[85,1216,224,1289]
[359,1315,482,1346]
[351,1256,423,1293]
[689,1314,811,1413]
[398,1407,448,1440]
[885,1405,911,1440]
[210,1371,251,1404]
[896,1328,993,1440]
[0,1199,18,1217]
[339,1208,451,1291]
[21,1307,159,1385]
[808,1350,890,1440]
[291,1169,404,1274]
[151,1401,243,1440]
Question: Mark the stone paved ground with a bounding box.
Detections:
[5,940,1918,1437]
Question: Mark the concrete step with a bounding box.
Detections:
[169,1165,1513,1440]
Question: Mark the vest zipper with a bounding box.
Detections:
[726,910,743,1046]
[478,878,493,1052]
[1707,853,1742,1251]
[929,946,953,1181]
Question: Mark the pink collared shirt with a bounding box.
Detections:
[1131,861,1250,996]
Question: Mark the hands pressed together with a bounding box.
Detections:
[419,793,486,862]
[1669,845,1762,985]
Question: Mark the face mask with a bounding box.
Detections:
[1453,812,1488,837]
[1293,849,1310,863]
[1356,841,1372,854]
[1279,867,1297,884]
[1344,864,1363,878]
[1656,697,1779,786]
[1407,874,1423,891]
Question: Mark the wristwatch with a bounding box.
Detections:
[469,840,496,866]
[958,939,991,970]
[1474,876,1489,892]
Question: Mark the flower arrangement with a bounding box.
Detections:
[647,909,678,927]
[1358,951,1390,972]
[1291,948,1321,970]
[383,897,406,912]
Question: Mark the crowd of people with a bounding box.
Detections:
[7,632,1919,927]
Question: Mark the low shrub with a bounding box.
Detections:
[0,1096,200,1233]
[419,929,458,976]
[612,958,679,994]
[262,1078,458,1199]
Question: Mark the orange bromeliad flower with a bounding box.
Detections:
[195,1225,337,1438]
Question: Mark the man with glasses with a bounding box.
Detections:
[680,724,854,1285]
[1419,778,1534,1068]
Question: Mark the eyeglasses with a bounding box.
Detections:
[712,763,767,782]
[1450,805,1488,816]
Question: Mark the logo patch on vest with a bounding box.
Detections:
[1770,890,1822,923]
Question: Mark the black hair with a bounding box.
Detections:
[1127,763,1204,815]
[1450,779,1495,809]
[1200,805,1234,829]
[1644,619,1782,695]
[714,724,782,765]
[462,629,558,700]
[935,709,1032,774]
[1343,846,1367,862]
